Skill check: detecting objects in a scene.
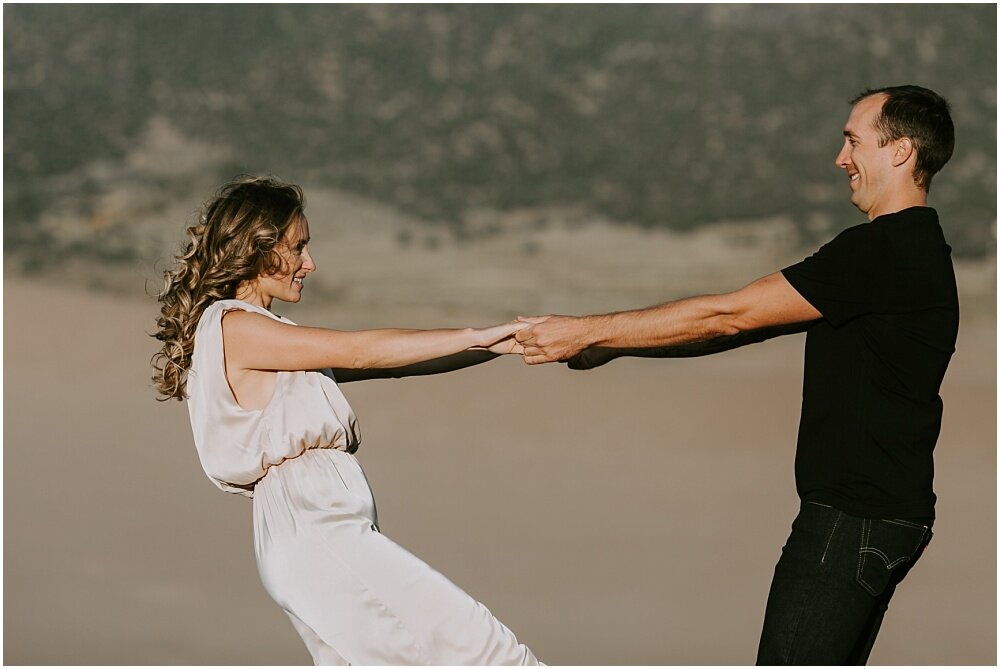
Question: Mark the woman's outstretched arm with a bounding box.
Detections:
[221,310,524,374]
[331,337,523,382]
[330,349,503,383]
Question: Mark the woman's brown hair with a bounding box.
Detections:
[151,175,305,400]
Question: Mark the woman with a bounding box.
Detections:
[152,176,540,665]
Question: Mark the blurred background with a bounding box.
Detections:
[4,5,995,665]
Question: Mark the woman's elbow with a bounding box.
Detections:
[348,351,379,370]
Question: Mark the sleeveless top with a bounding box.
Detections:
[186,299,361,497]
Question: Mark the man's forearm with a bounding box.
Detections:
[611,321,813,357]
[582,293,740,350]
[565,321,813,370]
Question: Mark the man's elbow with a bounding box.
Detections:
[706,313,744,338]
[721,308,817,335]
[711,287,780,334]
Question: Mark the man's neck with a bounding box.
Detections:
[868,189,928,221]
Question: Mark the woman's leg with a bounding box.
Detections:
[264,515,540,665]
[254,450,541,665]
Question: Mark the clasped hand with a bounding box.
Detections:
[478,315,611,369]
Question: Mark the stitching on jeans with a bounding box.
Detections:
[857,519,870,593]
[883,518,928,530]
[861,547,891,563]
[821,512,841,564]
[860,547,911,570]
[857,520,930,597]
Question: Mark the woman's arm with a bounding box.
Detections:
[221,310,524,373]
[330,336,523,382]
[330,350,502,383]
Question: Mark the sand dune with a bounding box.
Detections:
[3,257,995,664]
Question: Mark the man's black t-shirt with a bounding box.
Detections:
[781,207,958,521]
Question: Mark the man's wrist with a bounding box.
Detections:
[577,314,609,348]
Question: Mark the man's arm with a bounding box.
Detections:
[564,321,813,369]
[515,272,821,365]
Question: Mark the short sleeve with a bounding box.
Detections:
[781,223,891,328]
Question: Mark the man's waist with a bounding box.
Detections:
[801,490,935,526]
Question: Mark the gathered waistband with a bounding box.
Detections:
[254,448,379,543]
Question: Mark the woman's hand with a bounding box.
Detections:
[471,321,528,355]
[484,336,524,355]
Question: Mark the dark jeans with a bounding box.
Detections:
[756,501,932,665]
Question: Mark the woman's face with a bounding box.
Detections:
[250,215,316,308]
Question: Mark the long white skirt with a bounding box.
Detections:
[252,448,541,665]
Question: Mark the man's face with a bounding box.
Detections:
[834,94,899,220]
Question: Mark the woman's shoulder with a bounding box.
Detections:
[195,300,258,339]
[192,300,292,371]
[201,299,292,324]
[210,298,268,315]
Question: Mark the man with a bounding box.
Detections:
[514,85,957,665]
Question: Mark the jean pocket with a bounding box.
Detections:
[856,518,929,597]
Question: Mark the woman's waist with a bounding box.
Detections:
[254,446,375,516]
[201,437,357,491]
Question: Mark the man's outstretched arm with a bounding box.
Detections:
[564,320,813,369]
[515,272,821,365]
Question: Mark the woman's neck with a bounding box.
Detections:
[234,283,271,310]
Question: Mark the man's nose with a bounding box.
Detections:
[834,145,850,169]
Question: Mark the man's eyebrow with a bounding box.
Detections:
[843,129,859,138]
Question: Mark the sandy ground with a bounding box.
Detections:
[3,226,996,664]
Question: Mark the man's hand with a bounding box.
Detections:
[514,315,592,364]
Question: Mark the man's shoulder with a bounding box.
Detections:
[877,207,951,255]
[874,206,942,235]
[830,207,939,240]
[821,219,889,253]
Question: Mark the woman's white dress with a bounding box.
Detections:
[186,299,540,665]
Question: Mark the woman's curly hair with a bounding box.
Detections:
[151,175,305,401]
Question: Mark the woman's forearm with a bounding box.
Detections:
[331,350,501,383]
[321,327,484,370]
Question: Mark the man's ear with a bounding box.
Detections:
[892,136,915,167]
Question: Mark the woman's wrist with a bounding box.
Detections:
[465,327,486,349]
